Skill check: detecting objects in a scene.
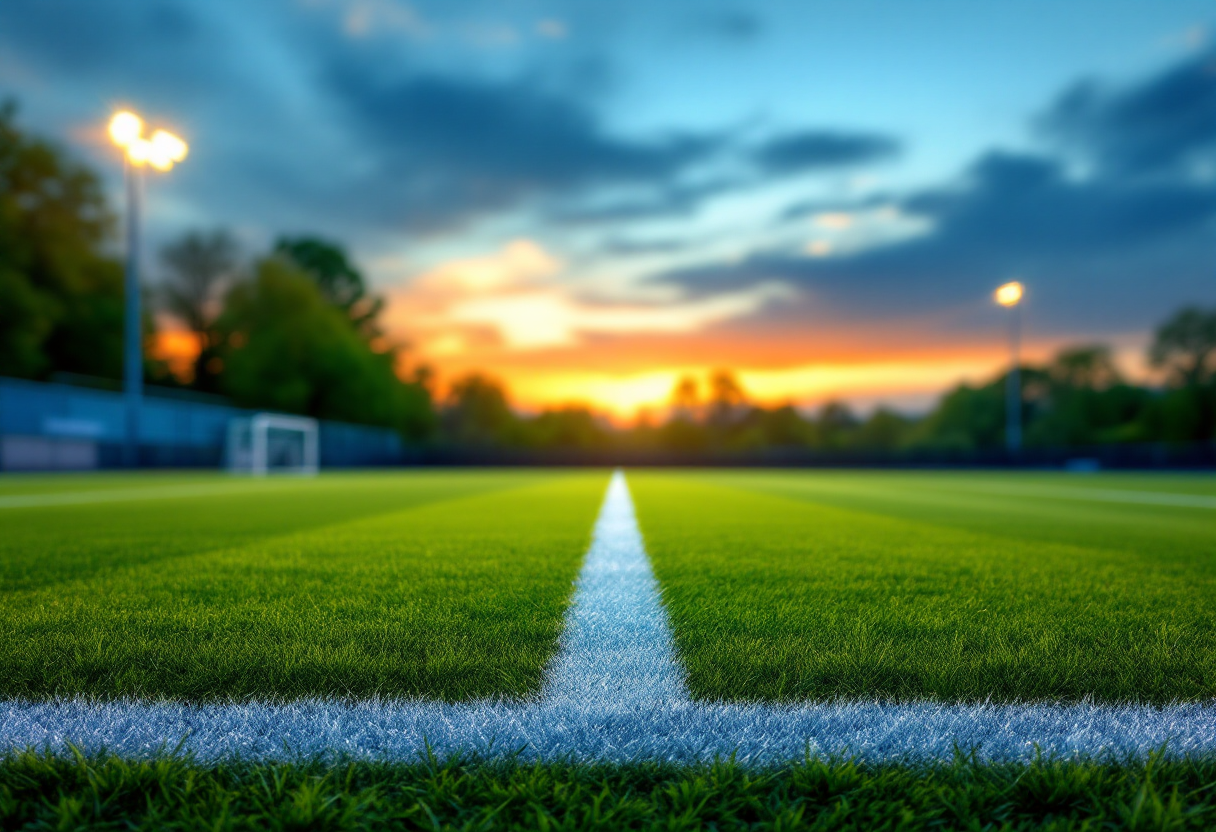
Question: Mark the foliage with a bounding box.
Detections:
[3,106,1211,451]
[4,749,1216,830]
[0,101,125,381]
[632,470,1216,703]
[0,470,605,700]
[1150,306,1216,387]
[214,257,432,438]
[159,228,240,389]
[440,373,519,447]
[275,235,384,335]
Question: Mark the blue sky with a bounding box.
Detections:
[2,0,1214,413]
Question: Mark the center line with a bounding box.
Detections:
[542,471,689,709]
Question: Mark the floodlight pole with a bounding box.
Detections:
[1005,301,1022,456]
[123,159,143,468]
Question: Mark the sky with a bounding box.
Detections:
[2,0,1214,417]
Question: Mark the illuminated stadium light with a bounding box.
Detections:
[995,280,1024,307]
[107,109,190,466]
[106,111,143,147]
[995,280,1025,454]
[108,111,189,172]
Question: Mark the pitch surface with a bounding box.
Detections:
[630,470,1216,704]
[0,470,607,700]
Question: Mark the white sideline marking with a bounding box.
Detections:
[3,471,1215,765]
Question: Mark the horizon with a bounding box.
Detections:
[3,0,1214,418]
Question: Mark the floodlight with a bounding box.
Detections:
[150,129,188,163]
[108,111,143,148]
[995,281,1023,307]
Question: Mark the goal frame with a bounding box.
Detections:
[226,413,319,476]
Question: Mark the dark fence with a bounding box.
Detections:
[0,376,405,470]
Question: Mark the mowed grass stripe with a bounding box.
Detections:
[704,470,1214,564]
[0,479,314,509]
[0,471,609,701]
[0,471,531,592]
[629,470,1216,705]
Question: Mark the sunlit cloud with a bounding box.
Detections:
[813,212,854,230]
[385,239,793,357]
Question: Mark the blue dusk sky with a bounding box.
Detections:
[2,0,1214,414]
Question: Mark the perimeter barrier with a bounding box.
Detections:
[0,376,404,471]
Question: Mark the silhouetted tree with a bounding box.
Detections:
[1050,345,1121,389]
[669,375,700,419]
[707,370,749,427]
[1149,306,1216,387]
[160,229,239,389]
[441,374,517,447]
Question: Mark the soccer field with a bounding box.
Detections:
[2,467,1215,828]
[631,470,1216,704]
[0,470,606,700]
[1,468,1212,705]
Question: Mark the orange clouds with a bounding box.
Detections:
[377,239,1113,418]
[385,238,790,359]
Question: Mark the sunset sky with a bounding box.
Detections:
[3,1,1214,418]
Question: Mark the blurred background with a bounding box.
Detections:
[0,0,1213,468]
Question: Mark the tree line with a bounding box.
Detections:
[3,102,1214,453]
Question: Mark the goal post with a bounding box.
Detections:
[226,413,319,476]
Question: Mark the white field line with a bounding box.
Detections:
[2,471,1215,765]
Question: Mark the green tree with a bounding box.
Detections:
[1149,306,1216,388]
[214,257,432,438]
[852,408,911,450]
[1049,345,1122,389]
[0,101,124,380]
[160,229,239,389]
[525,406,611,449]
[274,236,383,335]
[441,374,517,447]
[907,382,1004,451]
[815,401,860,449]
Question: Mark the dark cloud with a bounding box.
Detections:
[327,67,725,231]
[776,193,894,224]
[0,0,220,103]
[548,179,738,225]
[657,150,1216,326]
[693,10,763,42]
[753,130,901,175]
[654,50,1216,334]
[598,236,693,255]
[1039,49,1216,176]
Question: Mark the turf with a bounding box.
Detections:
[4,750,1214,830]
[0,470,608,701]
[630,470,1216,705]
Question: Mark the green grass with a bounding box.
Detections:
[3,749,1214,830]
[0,470,608,701]
[630,470,1216,704]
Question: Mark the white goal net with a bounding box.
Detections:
[226,413,319,476]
